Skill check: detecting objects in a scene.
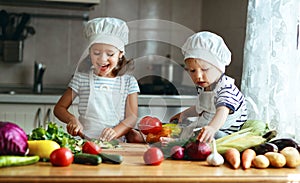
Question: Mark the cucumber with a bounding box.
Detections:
[0,155,40,167]
[98,153,123,164]
[74,153,102,165]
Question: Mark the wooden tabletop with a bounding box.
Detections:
[1,143,300,183]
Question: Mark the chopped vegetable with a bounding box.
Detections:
[224,148,240,169]
[0,155,39,167]
[0,121,28,156]
[241,149,256,170]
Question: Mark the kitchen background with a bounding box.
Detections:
[0,0,247,95]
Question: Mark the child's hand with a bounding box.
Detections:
[159,137,175,146]
[197,126,216,143]
[67,118,83,136]
[100,128,117,141]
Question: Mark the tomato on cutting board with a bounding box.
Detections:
[143,147,164,165]
[138,116,163,135]
[82,141,102,155]
[50,148,74,166]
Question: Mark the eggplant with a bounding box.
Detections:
[252,142,278,155]
[269,138,300,152]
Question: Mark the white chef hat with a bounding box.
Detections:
[181,31,231,73]
[84,17,129,52]
[75,17,129,73]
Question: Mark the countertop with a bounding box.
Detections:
[0,94,197,106]
[1,143,300,183]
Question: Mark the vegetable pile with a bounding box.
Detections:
[152,119,300,169]
[0,121,123,167]
[27,122,81,153]
[138,116,182,143]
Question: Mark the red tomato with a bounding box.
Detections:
[143,147,164,165]
[82,141,102,155]
[50,147,74,166]
[138,116,162,135]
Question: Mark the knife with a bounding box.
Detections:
[79,131,93,141]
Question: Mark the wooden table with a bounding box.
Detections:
[1,143,300,183]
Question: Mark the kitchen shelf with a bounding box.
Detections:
[0,0,101,11]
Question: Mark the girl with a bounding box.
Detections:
[169,31,247,143]
[54,17,142,142]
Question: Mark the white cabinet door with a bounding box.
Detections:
[0,104,79,134]
[0,104,44,134]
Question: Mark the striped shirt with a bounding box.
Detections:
[69,71,140,117]
[197,74,247,134]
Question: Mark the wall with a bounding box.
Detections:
[0,0,247,89]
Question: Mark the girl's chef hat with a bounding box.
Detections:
[76,17,129,73]
[181,31,231,73]
[84,17,129,52]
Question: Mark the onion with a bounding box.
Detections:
[0,121,28,155]
[185,140,211,161]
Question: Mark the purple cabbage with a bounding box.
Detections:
[0,121,28,155]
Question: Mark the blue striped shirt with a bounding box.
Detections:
[197,74,247,134]
[69,71,140,116]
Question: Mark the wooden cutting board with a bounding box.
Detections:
[102,143,149,156]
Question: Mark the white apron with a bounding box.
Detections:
[79,70,125,139]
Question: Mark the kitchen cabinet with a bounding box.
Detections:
[0,103,78,134]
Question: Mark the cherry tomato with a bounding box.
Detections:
[82,141,102,155]
[143,147,164,165]
[138,116,162,135]
[50,147,74,166]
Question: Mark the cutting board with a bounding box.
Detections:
[102,143,149,156]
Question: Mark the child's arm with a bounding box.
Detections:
[53,88,82,136]
[101,92,138,141]
[197,106,230,143]
[169,106,198,122]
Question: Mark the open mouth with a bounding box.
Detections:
[99,63,110,72]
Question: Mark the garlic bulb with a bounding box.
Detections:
[206,139,224,166]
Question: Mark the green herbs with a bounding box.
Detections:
[27,122,83,153]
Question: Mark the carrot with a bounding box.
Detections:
[241,148,256,170]
[224,148,240,169]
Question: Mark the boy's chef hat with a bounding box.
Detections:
[84,17,129,52]
[181,31,231,73]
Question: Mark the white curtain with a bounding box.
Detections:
[241,0,300,138]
